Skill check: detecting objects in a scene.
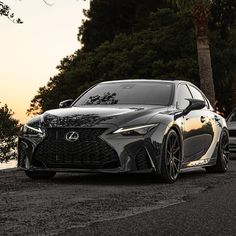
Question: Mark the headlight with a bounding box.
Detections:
[21,124,43,135]
[113,124,158,136]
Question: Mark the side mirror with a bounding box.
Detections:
[182,99,205,116]
[59,99,74,108]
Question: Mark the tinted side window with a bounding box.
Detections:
[188,86,204,101]
[177,84,192,109]
[188,85,209,108]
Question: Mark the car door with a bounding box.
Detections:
[176,84,212,164]
[187,85,214,158]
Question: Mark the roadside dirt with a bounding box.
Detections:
[1,161,236,236]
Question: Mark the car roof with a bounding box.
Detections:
[99,80,199,90]
[100,79,190,85]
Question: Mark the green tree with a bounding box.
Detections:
[27,9,198,115]
[210,26,236,114]
[27,3,236,117]
[0,104,19,163]
[0,1,22,23]
[78,0,173,51]
[1,0,56,23]
[210,0,236,39]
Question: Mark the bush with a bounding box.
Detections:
[0,104,19,163]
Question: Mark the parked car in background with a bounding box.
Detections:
[18,80,230,183]
[226,108,236,157]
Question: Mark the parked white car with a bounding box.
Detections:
[227,109,236,157]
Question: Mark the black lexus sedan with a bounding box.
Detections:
[18,80,229,183]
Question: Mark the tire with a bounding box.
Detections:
[25,171,56,180]
[206,129,230,173]
[160,129,182,183]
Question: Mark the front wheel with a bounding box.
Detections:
[206,129,230,173]
[25,171,56,180]
[160,129,182,183]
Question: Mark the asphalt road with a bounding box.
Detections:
[1,160,236,236]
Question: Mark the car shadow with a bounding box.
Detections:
[48,167,207,186]
[21,159,236,185]
[179,168,207,180]
[51,172,156,186]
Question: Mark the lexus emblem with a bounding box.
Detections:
[65,131,79,142]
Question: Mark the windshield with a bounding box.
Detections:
[73,81,174,106]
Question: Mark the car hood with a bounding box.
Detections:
[40,105,169,128]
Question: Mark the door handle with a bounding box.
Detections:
[200,116,206,123]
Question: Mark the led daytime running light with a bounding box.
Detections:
[25,124,43,134]
[113,124,157,134]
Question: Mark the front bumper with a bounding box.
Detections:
[18,125,164,173]
[17,166,155,174]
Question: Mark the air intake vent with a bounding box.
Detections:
[135,148,152,170]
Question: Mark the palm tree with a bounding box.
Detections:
[170,0,215,107]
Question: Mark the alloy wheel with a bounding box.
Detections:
[220,131,230,171]
[165,130,181,181]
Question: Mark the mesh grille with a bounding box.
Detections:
[33,128,120,169]
[18,143,26,168]
[229,130,236,137]
[135,148,151,170]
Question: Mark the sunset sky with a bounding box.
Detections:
[0,0,90,123]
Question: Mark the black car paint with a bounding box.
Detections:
[18,80,226,176]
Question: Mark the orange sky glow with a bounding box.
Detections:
[0,0,90,124]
